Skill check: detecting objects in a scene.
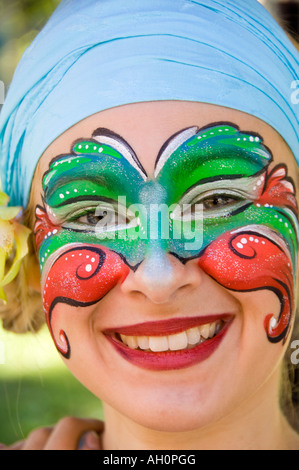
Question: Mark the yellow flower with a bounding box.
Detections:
[0,184,31,303]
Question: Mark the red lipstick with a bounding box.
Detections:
[104,314,233,371]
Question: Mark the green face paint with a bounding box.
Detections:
[35,123,299,358]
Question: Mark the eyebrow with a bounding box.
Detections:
[42,152,145,207]
[43,123,274,207]
[154,124,273,200]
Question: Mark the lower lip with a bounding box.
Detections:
[105,320,233,371]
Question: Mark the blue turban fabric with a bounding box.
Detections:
[0,0,298,207]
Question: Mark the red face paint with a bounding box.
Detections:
[42,245,129,357]
[198,229,294,343]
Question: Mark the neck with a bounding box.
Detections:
[101,369,298,450]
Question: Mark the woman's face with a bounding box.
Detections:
[31,101,299,432]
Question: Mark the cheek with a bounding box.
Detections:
[198,229,296,344]
[41,244,130,358]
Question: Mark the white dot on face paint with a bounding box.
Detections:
[249,237,254,242]
[236,243,243,249]
[241,238,247,244]
[270,317,277,329]
[86,264,92,272]
[91,258,95,262]
[59,194,64,199]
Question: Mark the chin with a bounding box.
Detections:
[110,392,227,434]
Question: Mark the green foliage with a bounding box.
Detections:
[0,0,60,86]
[0,324,104,446]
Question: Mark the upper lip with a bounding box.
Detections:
[103,314,233,337]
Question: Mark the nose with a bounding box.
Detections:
[120,247,203,304]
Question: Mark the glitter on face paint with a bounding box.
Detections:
[34,123,299,357]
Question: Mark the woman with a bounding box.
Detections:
[0,0,298,450]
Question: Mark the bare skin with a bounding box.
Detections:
[3,101,299,450]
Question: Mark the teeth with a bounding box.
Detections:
[168,331,188,351]
[186,327,201,345]
[209,322,216,338]
[137,336,150,350]
[149,336,169,352]
[127,336,138,349]
[118,320,223,352]
[199,323,210,339]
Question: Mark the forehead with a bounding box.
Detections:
[32,101,298,203]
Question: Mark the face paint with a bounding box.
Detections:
[35,123,299,358]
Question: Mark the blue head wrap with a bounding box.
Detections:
[0,0,298,207]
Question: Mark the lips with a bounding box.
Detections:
[104,314,233,371]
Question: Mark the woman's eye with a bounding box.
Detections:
[75,208,128,227]
[76,210,108,225]
[172,192,248,221]
[201,195,241,210]
[62,204,136,232]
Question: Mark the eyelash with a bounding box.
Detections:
[171,190,248,221]
[62,203,136,232]
[199,194,244,210]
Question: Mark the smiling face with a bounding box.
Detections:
[31,101,299,433]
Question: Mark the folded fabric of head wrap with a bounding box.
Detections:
[0,0,298,207]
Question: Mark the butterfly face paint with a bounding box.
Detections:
[34,124,299,358]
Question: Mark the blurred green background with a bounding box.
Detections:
[0,0,60,87]
[0,0,104,446]
[0,324,104,446]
